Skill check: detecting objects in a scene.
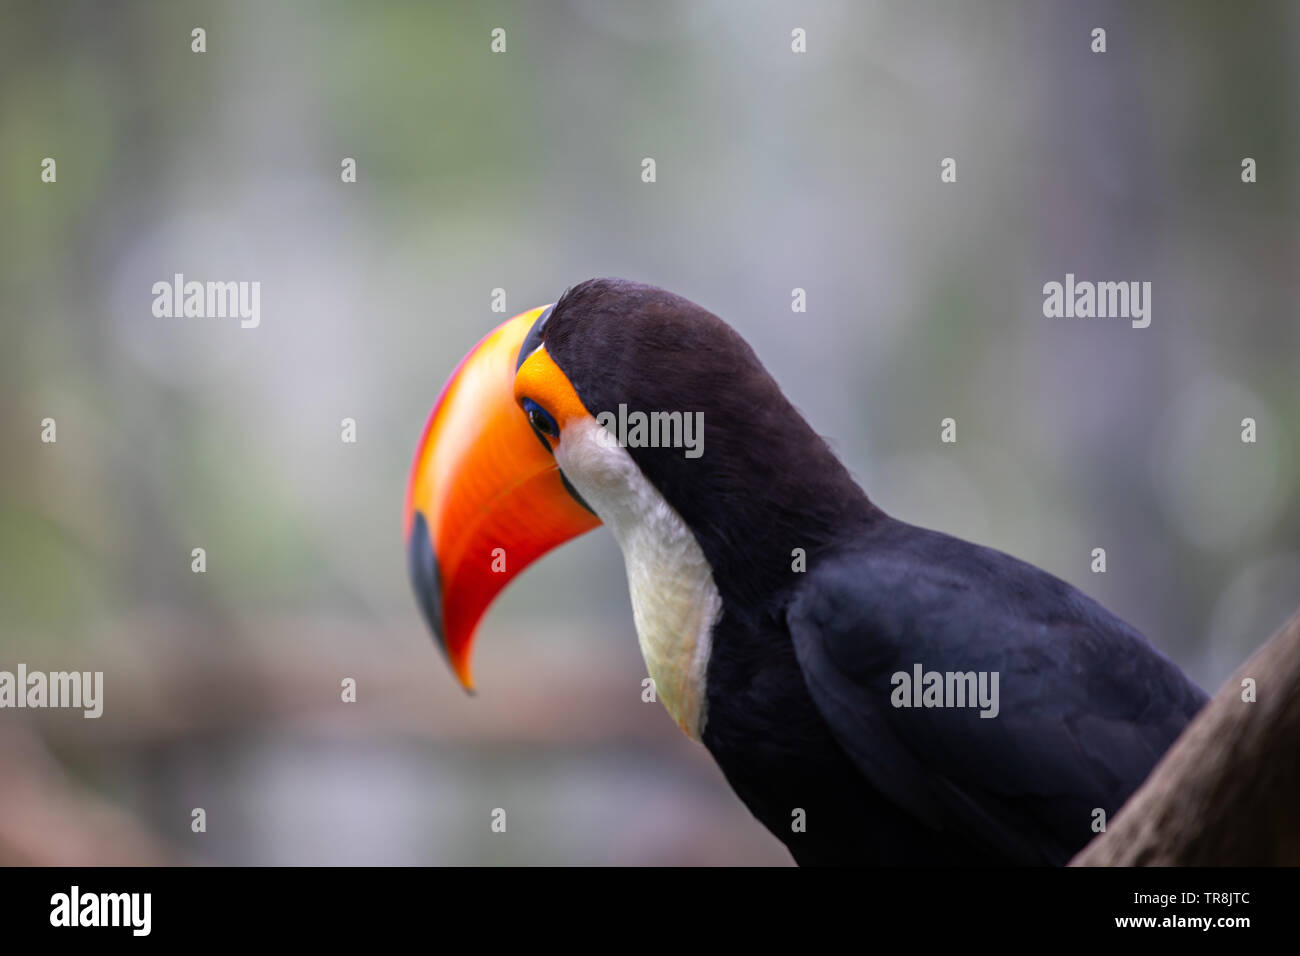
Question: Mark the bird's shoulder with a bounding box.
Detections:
[784,517,1208,863]
[791,518,1194,700]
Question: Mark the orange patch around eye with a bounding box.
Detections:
[514,344,593,431]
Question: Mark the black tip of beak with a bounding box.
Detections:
[408,513,446,650]
[408,512,476,696]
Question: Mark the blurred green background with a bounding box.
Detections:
[1,0,1297,864]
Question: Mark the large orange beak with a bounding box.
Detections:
[404,306,601,691]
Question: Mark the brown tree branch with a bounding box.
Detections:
[1072,608,1300,866]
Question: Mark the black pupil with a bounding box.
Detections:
[529,406,555,436]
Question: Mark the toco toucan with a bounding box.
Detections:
[403,278,1207,865]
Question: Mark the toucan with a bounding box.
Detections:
[403,278,1207,865]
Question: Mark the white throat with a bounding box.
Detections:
[554,416,722,739]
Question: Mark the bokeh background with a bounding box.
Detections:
[1,0,1297,865]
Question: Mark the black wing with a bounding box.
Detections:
[786,519,1207,864]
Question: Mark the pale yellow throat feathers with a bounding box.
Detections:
[621,515,722,738]
[553,416,722,739]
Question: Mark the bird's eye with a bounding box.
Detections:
[522,398,560,439]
